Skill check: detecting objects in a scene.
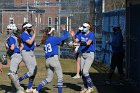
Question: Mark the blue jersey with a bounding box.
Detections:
[44,31,69,59]
[61,29,71,42]
[77,32,95,53]
[21,32,35,51]
[7,35,20,53]
[75,31,81,39]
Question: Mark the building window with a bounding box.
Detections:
[34,0,40,7]
[24,17,27,23]
[55,17,58,28]
[45,1,49,6]
[48,17,52,26]
[55,17,58,25]
[9,17,14,24]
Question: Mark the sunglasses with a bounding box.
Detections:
[27,27,32,29]
[83,26,87,28]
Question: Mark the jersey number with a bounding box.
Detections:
[44,43,52,53]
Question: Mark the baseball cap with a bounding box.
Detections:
[48,27,55,34]
[78,26,83,31]
[112,25,121,31]
[23,23,32,28]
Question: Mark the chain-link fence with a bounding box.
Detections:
[0,0,92,32]
[101,9,126,65]
[95,0,126,65]
[0,0,93,59]
[0,0,126,62]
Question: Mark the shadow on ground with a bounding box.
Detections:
[0,85,11,93]
[63,72,139,93]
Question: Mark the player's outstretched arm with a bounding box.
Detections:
[70,30,79,43]
[20,43,24,51]
[26,28,36,45]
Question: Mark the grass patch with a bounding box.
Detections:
[0,58,99,93]
[1,58,134,93]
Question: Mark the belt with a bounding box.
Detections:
[22,50,33,52]
[47,55,57,59]
[84,51,94,53]
[15,52,20,54]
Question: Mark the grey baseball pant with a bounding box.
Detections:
[80,52,94,76]
[45,55,63,85]
[8,53,23,91]
[21,50,37,77]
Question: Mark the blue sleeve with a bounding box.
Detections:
[61,30,70,41]
[89,32,95,42]
[62,30,71,42]
[21,33,30,42]
[75,31,79,38]
[54,37,64,45]
[8,37,15,46]
[76,32,82,41]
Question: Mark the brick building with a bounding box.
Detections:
[1,0,59,33]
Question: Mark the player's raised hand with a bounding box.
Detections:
[32,28,36,34]
[60,24,66,31]
[70,30,75,37]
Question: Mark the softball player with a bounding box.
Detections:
[72,27,83,79]
[70,23,95,93]
[18,22,37,93]
[33,27,69,93]
[6,24,24,93]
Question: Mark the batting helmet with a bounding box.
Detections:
[7,24,17,34]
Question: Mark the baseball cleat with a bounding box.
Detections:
[85,87,93,93]
[16,90,25,93]
[80,88,87,93]
[32,89,39,93]
[26,87,33,93]
[72,74,81,79]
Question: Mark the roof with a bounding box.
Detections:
[3,5,45,14]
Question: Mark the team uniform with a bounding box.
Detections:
[75,23,95,93]
[6,24,24,93]
[61,29,71,43]
[18,23,37,93]
[33,29,69,93]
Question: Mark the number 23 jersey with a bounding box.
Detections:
[44,36,64,59]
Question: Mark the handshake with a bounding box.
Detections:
[68,41,80,48]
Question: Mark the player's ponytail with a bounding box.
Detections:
[22,22,29,32]
[14,28,22,47]
[40,27,51,46]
